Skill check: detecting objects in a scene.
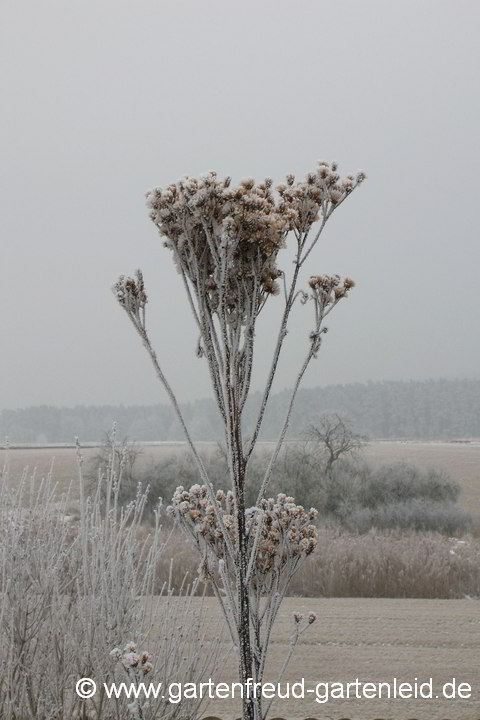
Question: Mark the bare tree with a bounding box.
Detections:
[307,413,366,474]
[114,161,365,719]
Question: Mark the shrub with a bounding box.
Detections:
[89,445,470,536]
[354,461,460,507]
[341,498,471,534]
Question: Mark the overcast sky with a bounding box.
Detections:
[2,0,479,410]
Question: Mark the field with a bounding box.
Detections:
[190,596,480,719]
[4,439,480,522]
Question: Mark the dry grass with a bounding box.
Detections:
[158,528,480,599]
[291,529,480,598]
[0,459,220,720]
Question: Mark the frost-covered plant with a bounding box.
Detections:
[168,486,317,698]
[86,428,142,509]
[0,437,219,720]
[110,643,153,720]
[114,161,365,719]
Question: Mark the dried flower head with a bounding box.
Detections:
[112,645,154,678]
[142,163,364,327]
[169,486,318,582]
[308,274,355,308]
[113,271,147,321]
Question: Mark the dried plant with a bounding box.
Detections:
[291,528,480,599]
[167,487,317,697]
[114,161,365,719]
[110,643,154,720]
[0,436,219,720]
[156,527,480,600]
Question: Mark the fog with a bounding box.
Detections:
[2,0,479,410]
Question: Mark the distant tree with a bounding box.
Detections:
[307,413,366,473]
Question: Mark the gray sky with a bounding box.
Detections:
[2,0,479,410]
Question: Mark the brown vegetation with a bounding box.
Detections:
[158,528,480,600]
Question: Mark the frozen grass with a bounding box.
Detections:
[0,453,221,720]
[160,528,480,599]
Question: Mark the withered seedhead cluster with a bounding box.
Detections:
[145,162,364,323]
[167,485,318,583]
[308,273,356,306]
[113,270,147,316]
[110,643,153,675]
[255,493,318,575]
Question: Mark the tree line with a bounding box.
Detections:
[1,377,479,444]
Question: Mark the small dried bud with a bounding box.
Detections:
[113,271,148,315]
[122,652,140,668]
[240,177,255,189]
[329,189,344,205]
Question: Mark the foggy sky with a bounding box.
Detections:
[2,0,480,410]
